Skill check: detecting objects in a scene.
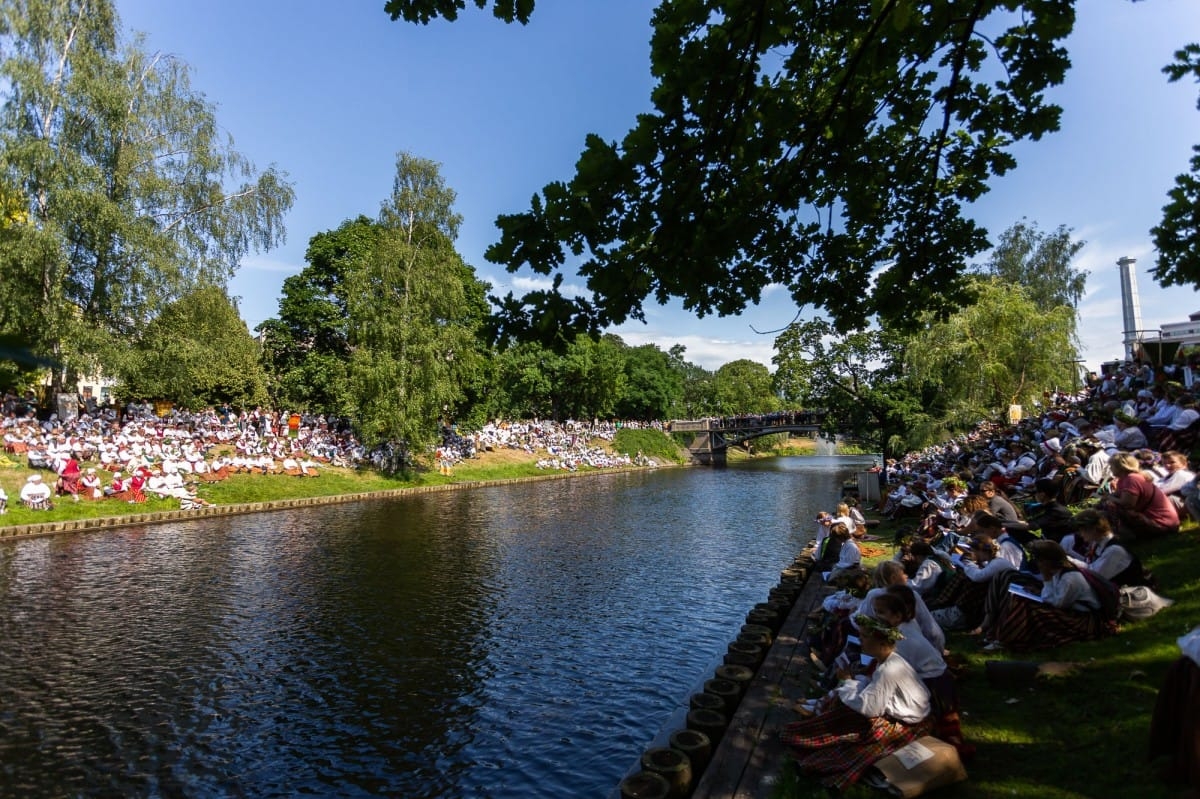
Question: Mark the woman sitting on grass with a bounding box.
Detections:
[856,560,945,653]
[877,585,970,757]
[1069,509,1154,587]
[989,540,1117,652]
[782,618,931,793]
[1100,452,1180,541]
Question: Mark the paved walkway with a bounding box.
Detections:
[691,565,828,798]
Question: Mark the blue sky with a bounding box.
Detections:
[116,0,1199,372]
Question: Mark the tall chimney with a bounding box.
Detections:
[1117,256,1143,360]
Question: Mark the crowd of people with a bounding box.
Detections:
[784,358,1197,793]
[0,391,670,512]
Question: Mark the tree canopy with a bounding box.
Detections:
[476,1,1076,342]
[387,2,1198,348]
[0,0,293,388]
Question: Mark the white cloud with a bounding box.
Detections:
[239,255,302,274]
[609,326,775,372]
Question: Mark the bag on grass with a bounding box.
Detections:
[863,735,967,798]
[1118,585,1174,621]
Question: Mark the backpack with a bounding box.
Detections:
[1077,567,1120,622]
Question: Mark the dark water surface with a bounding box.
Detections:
[0,456,870,798]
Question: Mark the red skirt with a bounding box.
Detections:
[781,701,931,790]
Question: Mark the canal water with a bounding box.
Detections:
[0,455,873,798]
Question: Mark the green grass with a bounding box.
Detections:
[774,520,1200,799]
[613,427,689,464]
[0,449,580,530]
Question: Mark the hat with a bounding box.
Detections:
[113,472,122,478]
[86,467,95,474]
[27,474,41,482]
[1040,437,1062,455]
[1109,452,1141,474]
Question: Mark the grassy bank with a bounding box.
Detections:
[774,518,1200,799]
[0,430,691,531]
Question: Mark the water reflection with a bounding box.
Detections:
[0,456,872,797]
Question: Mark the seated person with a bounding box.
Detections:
[877,586,968,755]
[906,540,951,598]
[1155,450,1195,516]
[822,523,862,582]
[781,619,931,793]
[1012,477,1075,542]
[1069,509,1153,588]
[990,540,1117,652]
[979,480,1020,524]
[1100,452,1180,540]
[19,473,53,510]
[1112,411,1148,450]
[55,452,81,501]
[855,560,945,654]
[78,467,103,500]
[0,483,6,514]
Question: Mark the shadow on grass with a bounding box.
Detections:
[774,526,1200,799]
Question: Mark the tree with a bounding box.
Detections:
[384,0,533,25]
[772,319,933,461]
[666,344,716,419]
[980,220,1087,313]
[713,359,778,416]
[119,285,269,410]
[472,1,1075,345]
[905,277,1078,425]
[1152,43,1200,289]
[554,333,627,420]
[0,0,293,388]
[346,152,489,455]
[257,216,375,416]
[489,340,560,419]
[614,341,683,421]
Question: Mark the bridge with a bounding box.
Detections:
[670,411,828,465]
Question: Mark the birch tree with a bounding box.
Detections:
[347,153,488,456]
[0,0,293,388]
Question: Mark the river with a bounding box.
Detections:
[0,455,873,798]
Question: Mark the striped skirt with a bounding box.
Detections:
[781,701,931,791]
[994,596,1114,651]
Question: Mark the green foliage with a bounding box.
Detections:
[346,153,488,454]
[257,216,374,416]
[480,1,1076,344]
[906,277,1079,423]
[980,220,1087,313]
[384,0,533,25]
[667,344,717,419]
[714,359,779,415]
[118,285,269,410]
[614,340,684,421]
[0,0,293,388]
[611,426,686,464]
[773,319,931,461]
[1152,43,1200,290]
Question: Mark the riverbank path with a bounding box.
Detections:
[690,563,829,798]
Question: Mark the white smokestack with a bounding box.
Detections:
[1117,256,1143,360]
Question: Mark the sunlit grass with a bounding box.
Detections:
[774,518,1200,799]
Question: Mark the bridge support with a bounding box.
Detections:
[683,431,727,466]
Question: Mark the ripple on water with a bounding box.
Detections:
[0,457,865,798]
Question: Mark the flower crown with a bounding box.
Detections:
[853,614,904,642]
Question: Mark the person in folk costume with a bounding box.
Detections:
[877,585,972,758]
[781,617,932,792]
[990,540,1117,652]
[1068,509,1153,588]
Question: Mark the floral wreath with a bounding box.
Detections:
[853,614,904,642]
